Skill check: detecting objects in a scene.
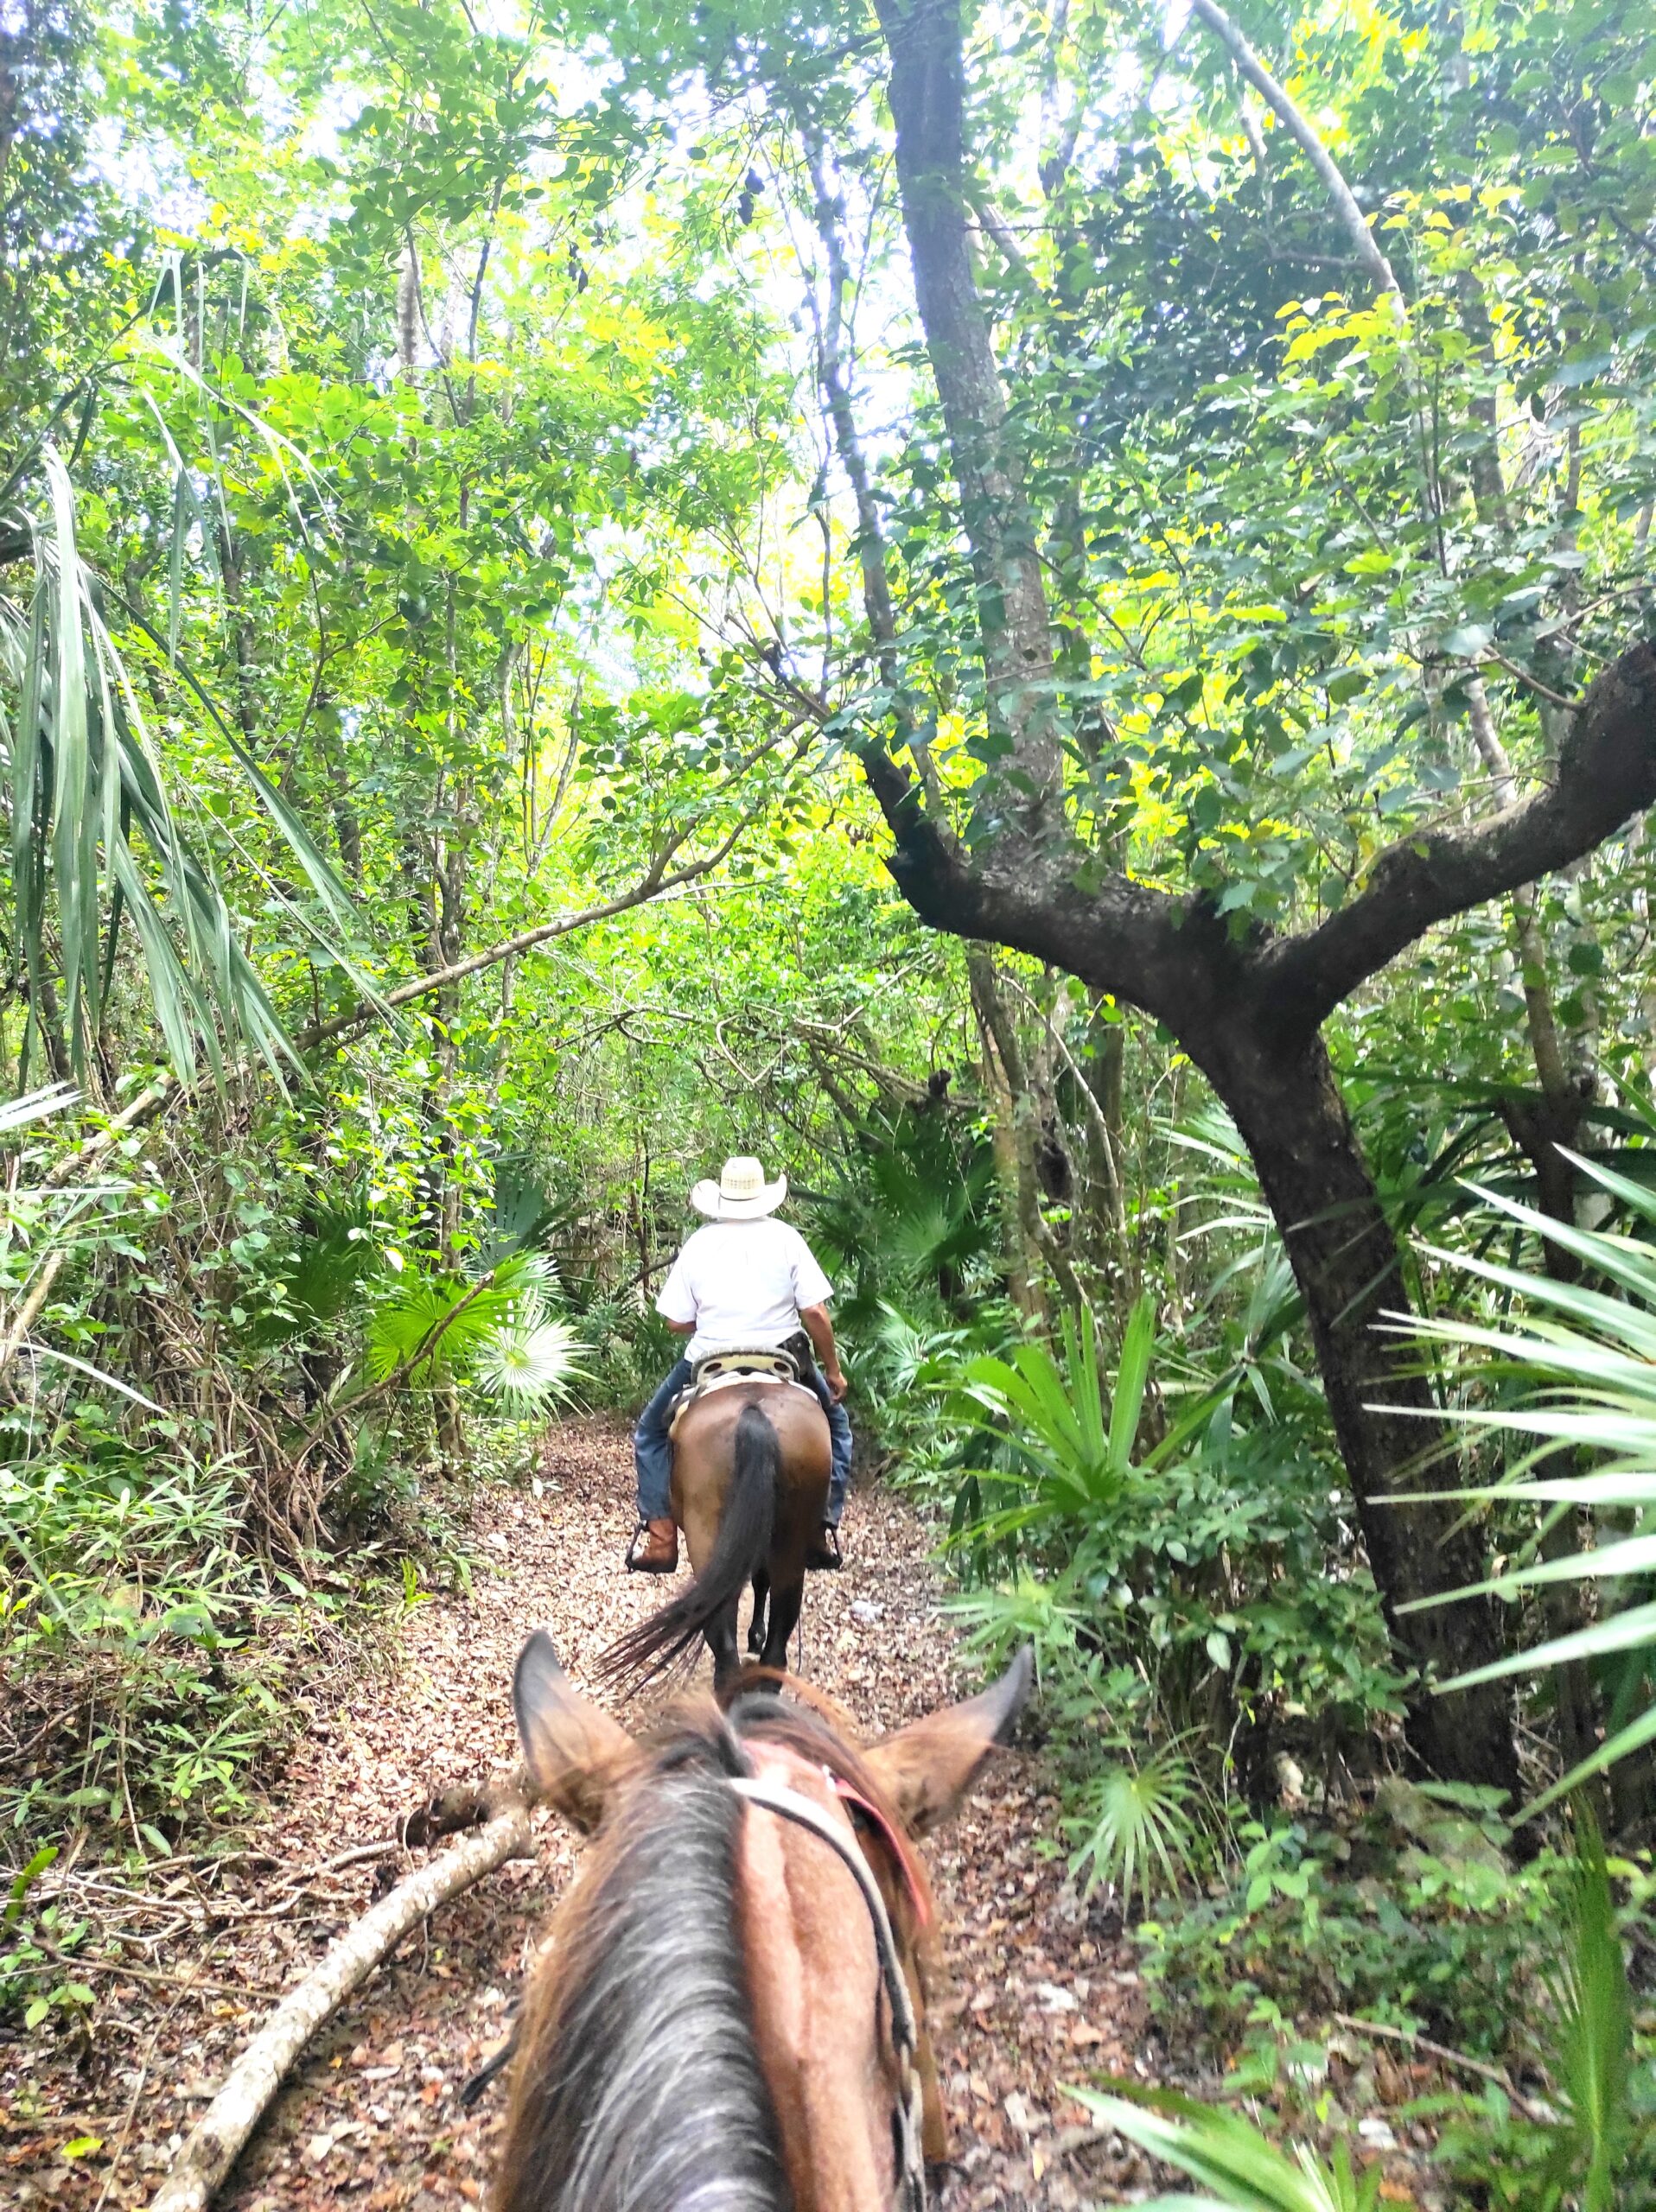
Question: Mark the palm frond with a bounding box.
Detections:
[1073,2086,1380,2211]
[1546,1803,1634,2211]
[366,1254,565,1393]
[2,447,362,1081]
[0,1082,79,1135]
[474,1316,586,1415]
[1384,1156,1656,1808]
[1063,1745,1203,1915]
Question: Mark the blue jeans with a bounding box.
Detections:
[634,1358,852,1525]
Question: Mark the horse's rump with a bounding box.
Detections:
[599,1387,829,1693]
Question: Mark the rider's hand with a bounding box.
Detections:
[826,1366,849,1403]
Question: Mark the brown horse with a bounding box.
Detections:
[603,1382,831,1694]
[496,1630,1033,2212]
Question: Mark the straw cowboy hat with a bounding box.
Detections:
[691,1154,787,1221]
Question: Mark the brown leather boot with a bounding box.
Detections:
[627,1517,678,1573]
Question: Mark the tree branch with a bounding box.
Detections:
[1188,0,1404,310]
[298,828,752,1050]
[24,839,754,1212]
[1259,640,1656,1034]
[794,125,941,842]
[882,825,1200,1032]
[0,1246,66,1377]
[146,1796,533,2212]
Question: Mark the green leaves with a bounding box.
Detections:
[1390,1154,1656,1811]
[3,449,361,1084]
[1077,1804,1641,2211]
[1062,1745,1204,1915]
[954,1294,1235,1551]
[365,1251,584,1413]
[1545,1807,1634,2212]
[957,1298,1145,1522]
[1072,2084,1380,2211]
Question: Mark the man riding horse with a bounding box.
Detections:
[629,1155,851,1575]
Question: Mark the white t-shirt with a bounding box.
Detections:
[656,1218,833,1363]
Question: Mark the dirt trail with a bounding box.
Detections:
[6,1421,1150,2210]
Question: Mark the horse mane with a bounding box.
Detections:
[496,1713,788,2212]
[497,1694,933,2212]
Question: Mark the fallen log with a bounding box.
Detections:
[147,1791,533,2212]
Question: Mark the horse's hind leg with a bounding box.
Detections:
[708,1599,742,1700]
[747,1567,770,1657]
[759,1576,804,1676]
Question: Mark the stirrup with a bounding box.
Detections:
[806,1522,844,1572]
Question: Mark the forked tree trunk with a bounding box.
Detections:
[1193,1021,1519,1798]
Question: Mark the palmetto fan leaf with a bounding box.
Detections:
[367,1264,516,1383]
[0,448,362,1082]
[366,1253,570,1395]
[1063,1745,1202,1916]
[474,1315,586,1416]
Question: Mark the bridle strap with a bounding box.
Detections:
[830,1777,934,1936]
[730,1773,927,2212]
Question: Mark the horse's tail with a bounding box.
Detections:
[598,1402,778,1694]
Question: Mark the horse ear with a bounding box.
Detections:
[513,1630,638,1831]
[863,1645,1034,1836]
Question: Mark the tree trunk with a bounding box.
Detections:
[968,951,1043,1321]
[1195,1020,1520,1799]
[850,0,1656,1804]
[873,0,1063,796]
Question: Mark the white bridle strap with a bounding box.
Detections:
[729,1773,927,2212]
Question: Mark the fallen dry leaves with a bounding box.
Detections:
[1,1420,1161,2209]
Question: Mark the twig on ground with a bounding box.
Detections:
[275,1838,404,1887]
[93,1945,220,2212]
[30,1938,272,2000]
[1332,2011,1557,2126]
[145,1793,534,2212]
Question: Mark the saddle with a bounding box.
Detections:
[667,1344,816,1440]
